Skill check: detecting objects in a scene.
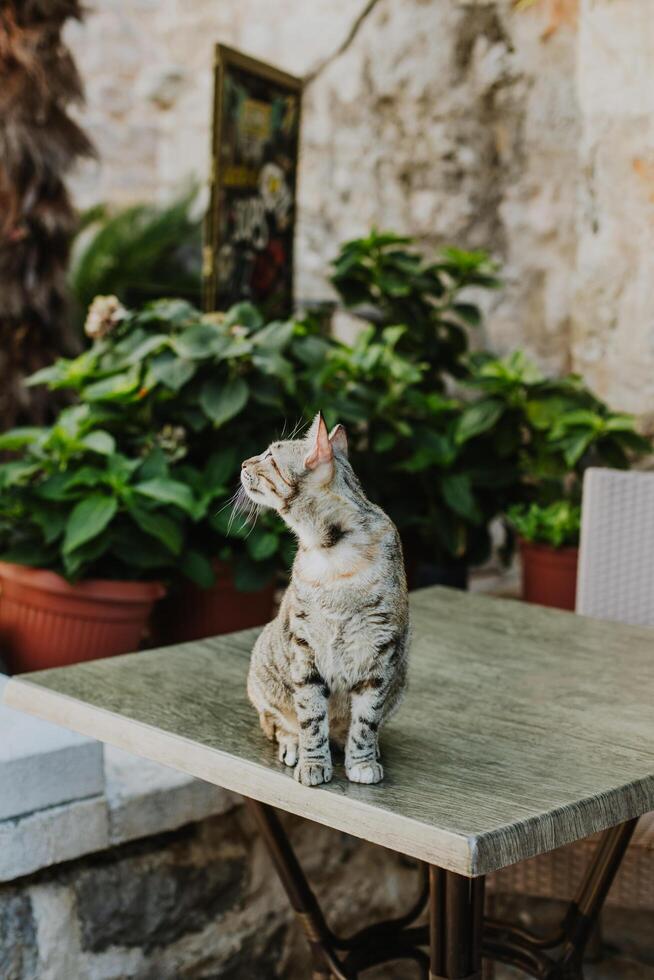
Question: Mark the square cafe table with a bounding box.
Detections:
[4,587,654,979]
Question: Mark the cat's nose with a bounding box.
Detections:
[241,456,256,470]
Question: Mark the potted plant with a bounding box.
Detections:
[507,501,581,609]
[26,296,318,641]
[303,322,519,589]
[466,351,652,608]
[0,405,206,671]
[330,230,501,386]
[328,232,513,585]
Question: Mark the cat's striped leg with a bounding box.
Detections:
[345,680,386,784]
[292,665,332,787]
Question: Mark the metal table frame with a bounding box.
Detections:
[246,800,637,980]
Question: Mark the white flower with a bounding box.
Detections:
[84,295,127,340]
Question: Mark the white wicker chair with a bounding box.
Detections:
[491,468,654,912]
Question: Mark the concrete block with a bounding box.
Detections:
[0,675,104,821]
[104,745,237,846]
[0,796,108,883]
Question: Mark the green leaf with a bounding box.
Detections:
[561,430,595,467]
[180,549,215,588]
[604,413,640,434]
[25,363,67,388]
[200,377,249,426]
[0,461,39,488]
[124,333,170,363]
[138,448,169,481]
[171,324,224,359]
[37,472,76,501]
[134,477,196,515]
[148,350,196,390]
[252,320,295,351]
[223,302,263,330]
[252,352,295,391]
[206,447,239,485]
[246,529,279,561]
[440,474,483,525]
[84,369,141,402]
[63,466,108,490]
[81,430,116,455]
[452,303,482,327]
[526,397,579,430]
[455,399,503,445]
[63,530,112,579]
[127,502,183,554]
[33,509,67,545]
[0,427,45,451]
[63,494,118,554]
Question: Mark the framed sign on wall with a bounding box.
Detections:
[203,44,302,318]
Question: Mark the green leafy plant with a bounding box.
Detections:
[326,233,513,571]
[24,297,322,589]
[330,230,500,384]
[69,190,202,335]
[304,324,519,570]
[465,350,651,545]
[507,500,581,548]
[0,406,202,581]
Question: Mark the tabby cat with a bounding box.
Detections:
[240,413,409,787]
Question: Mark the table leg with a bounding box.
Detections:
[244,799,637,980]
[429,866,485,980]
[557,818,638,975]
[243,798,350,979]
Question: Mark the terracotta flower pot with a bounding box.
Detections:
[0,561,166,674]
[519,539,579,611]
[153,560,276,645]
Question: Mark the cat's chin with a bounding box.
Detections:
[241,484,274,510]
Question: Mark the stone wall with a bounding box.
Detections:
[66,1,653,415]
[0,804,420,980]
[4,804,654,979]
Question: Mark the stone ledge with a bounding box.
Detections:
[0,679,240,883]
[104,745,238,846]
[0,796,109,883]
[0,675,104,822]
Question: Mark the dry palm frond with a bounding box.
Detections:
[0,0,93,426]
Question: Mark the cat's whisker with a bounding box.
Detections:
[244,507,260,538]
[215,485,242,517]
[227,486,251,534]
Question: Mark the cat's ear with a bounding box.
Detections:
[329,424,348,458]
[304,412,333,470]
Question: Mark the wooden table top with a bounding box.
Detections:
[4,587,654,876]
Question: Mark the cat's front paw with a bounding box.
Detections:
[346,760,384,784]
[277,736,298,767]
[294,757,332,787]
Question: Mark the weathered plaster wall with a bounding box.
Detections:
[298,0,580,373]
[67,1,579,369]
[67,0,654,417]
[571,0,654,424]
